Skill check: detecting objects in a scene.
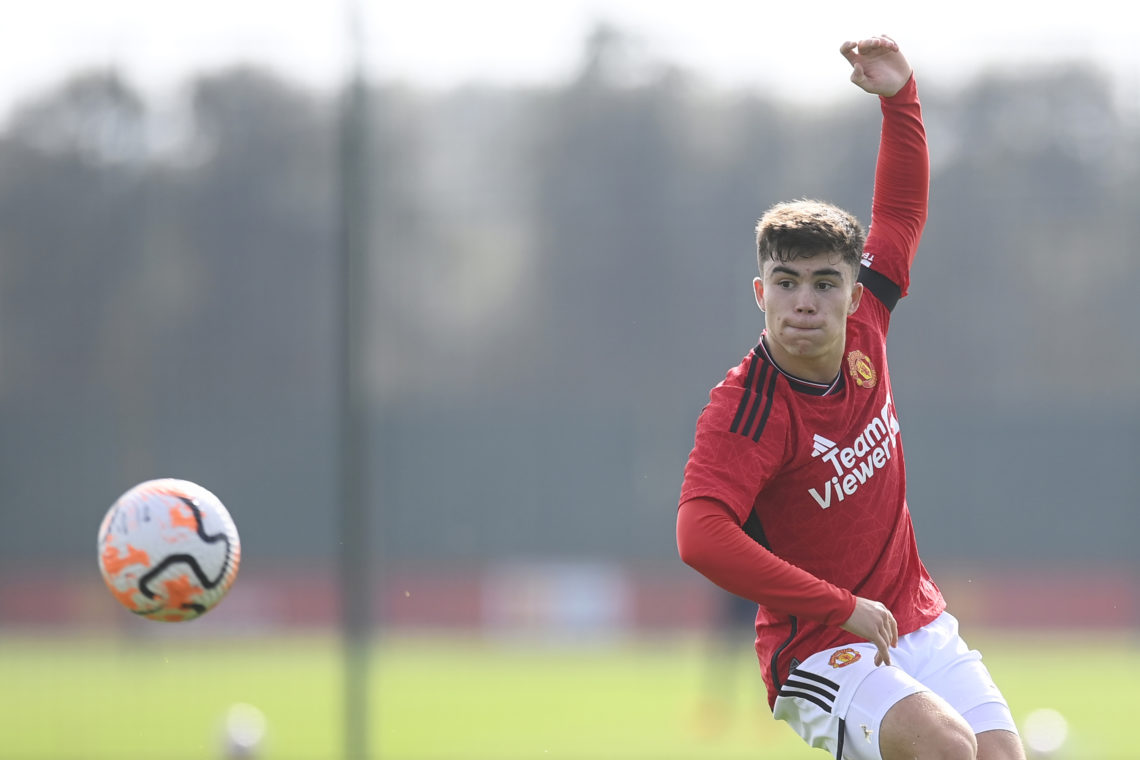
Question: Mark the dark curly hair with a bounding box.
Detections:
[755,199,865,275]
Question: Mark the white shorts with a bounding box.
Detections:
[772,611,1017,760]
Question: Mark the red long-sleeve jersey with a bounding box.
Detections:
[677,75,944,709]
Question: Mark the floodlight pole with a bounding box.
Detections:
[338,1,372,758]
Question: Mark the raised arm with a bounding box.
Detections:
[842,35,929,303]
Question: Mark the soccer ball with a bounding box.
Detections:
[97,478,241,622]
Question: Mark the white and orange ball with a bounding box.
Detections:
[98,478,241,621]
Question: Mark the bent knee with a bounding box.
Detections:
[880,691,978,760]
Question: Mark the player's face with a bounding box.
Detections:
[753,253,863,383]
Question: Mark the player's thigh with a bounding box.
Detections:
[976,728,1026,760]
[875,689,976,760]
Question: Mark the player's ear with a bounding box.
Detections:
[848,281,864,315]
[753,277,765,312]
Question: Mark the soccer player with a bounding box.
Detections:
[675,36,1025,760]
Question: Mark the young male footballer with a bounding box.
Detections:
[676,35,1025,760]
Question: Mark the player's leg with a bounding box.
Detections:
[975,728,1026,760]
[873,689,977,759]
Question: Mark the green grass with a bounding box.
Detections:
[0,629,1135,759]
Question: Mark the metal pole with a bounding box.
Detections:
[338,2,371,758]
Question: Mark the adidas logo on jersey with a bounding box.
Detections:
[808,394,901,509]
[811,435,837,458]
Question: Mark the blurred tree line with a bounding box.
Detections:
[1,29,1137,573]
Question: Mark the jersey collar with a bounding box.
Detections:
[755,335,845,397]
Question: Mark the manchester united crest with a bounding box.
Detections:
[847,350,877,389]
[828,647,862,668]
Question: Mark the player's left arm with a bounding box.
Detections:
[842,36,930,306]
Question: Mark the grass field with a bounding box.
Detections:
[0,629,1135,759]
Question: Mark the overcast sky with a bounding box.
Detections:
[7,0,1139,119]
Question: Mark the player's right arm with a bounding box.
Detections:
[677,367,856,627]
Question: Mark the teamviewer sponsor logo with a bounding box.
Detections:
[808,395,900,509]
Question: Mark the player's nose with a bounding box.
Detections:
[794,293,817,312]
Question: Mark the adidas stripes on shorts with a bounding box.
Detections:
[772,611,1017,760]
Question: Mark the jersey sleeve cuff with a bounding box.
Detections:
[882,72,918,104]
[822,588,858,627]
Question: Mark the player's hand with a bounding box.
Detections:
[839,596,898,666]
[839,35,912,97]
